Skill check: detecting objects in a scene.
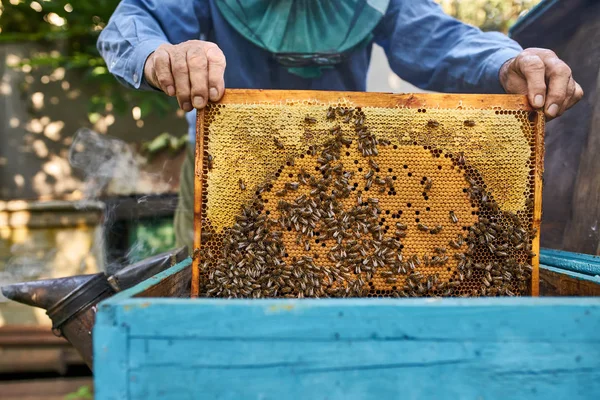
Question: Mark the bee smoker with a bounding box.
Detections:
[1,247,187,369]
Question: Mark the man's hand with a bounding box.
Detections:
[500,48,583,119]
[144,40,226,112]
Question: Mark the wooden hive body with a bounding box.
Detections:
[193,90,544,298]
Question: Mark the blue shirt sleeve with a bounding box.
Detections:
[375,0,523,93]
[97,0,209,91]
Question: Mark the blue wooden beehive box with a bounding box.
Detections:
[94,254,600,400]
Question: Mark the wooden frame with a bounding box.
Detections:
[193,90,544,297]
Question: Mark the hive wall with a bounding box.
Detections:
[193,90,543,298]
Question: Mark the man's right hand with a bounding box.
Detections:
[144,40,226,112]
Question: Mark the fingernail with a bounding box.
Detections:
[534,95,544,108]
[193,96,204,108]
[547,103,559,117]
[182,102,192,111]
[209,87,219,101]
[166,86,175,96]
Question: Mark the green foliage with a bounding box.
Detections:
[0,0,540,122]
[64,385,93,400]
[437,0,542,33]
[0,0,176,120]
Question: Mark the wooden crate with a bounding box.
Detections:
[94,257,600,400]
[193,90,545,299]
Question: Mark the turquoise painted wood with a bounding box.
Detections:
[540,248,600,277]
[94,259,600,400]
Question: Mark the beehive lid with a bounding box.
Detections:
[193,90,544,298]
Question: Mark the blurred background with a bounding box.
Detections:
[2,0,600,398]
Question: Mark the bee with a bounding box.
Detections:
[424,178,433,191]
[457,152,466,165]
[238,178,246,191]
[305,115,317,124]
[417,223,429,232]
[364,169,374,179]
[274,137,285,149]
[192,248,201,260]
[326,107,336,119]
[368,159,379,171]
[379,139,391,146]
[201,231,212,241]
[525,198,534,208]
[427,119,439,128]
[495,251,508,257]
[276,189,287,197]
[449,211,458,224]
[435,247,446,254]
[329,125,341,134]
[285,182,300,191]
[464,120,476,127]
[449,240,461,249]
[430,225,443,234]
[396,222,407,230]
[343,115,352,123]
[207,153,214,170]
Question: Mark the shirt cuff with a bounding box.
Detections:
[482,48,522,94]
[126,38,169,91]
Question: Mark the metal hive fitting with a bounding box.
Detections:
[192,90,544,298]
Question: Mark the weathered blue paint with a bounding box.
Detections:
[542,264,600,284]
[540,248,600,277]
[94,260,600,400]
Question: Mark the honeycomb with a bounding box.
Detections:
[193,91,543,298]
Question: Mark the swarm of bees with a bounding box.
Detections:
[199,106,534,298]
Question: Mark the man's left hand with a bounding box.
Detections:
[499,48,583,119]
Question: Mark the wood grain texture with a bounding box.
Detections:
[0,377,93,400]
[216,89,534,110]
[540,248,600,276]
[95,261,600,400]
[563,65,600,255]
[511,3,600,252]
[192,89,543,297]
[531,108,545,296]
[540,265,600,296]
[192,109,205,298]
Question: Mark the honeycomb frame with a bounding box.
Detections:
[192,90,544,298]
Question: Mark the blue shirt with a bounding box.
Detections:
[97,0,523,143]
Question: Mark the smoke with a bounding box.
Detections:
[68,128,180,275]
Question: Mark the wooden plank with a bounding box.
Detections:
[540,265,600,296]
[93,300,131,400]
[133,258,191,298]
[192,109,205,298]
[531,105,546,296]
[540,248,600,276]
[0,325,69,347]
[216,89,534,110]
[94,296,600,400]
[0,377,93,400]
[560,29,600,254]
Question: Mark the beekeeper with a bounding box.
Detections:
[98,0,582,251]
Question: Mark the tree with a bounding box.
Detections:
[437,0,542,33]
